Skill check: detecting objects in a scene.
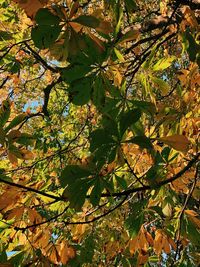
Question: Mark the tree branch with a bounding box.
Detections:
[43,76,62,117]
[0,177,62,201]
[0,153,198,204]
[99,152,200,198]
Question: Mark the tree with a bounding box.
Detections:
[0,0,199,265]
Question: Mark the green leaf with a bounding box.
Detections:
[114,47,125,61]
[0,30,12,41]
[15,133,35,146]
[62,64,91,83]
[184,30,200,62]
[89,128,115,152]
[125,213,144,238]
[92,76,105,108]
[0,173,12,182]
[90,178,102,206]
[120,108,141,136]
[8,251,25,266]
[115,6,123,36]
[186,219,200,246]
[73,15,100,28]
[142,46,156,69]
[0,127,5,145]
[31,25,62,49]
[131,100,156,114]
[124,0,137,12]
[35,8,61,25]
[10,60,20,74]
[62,179,91,210]
[115,174,127,190]
[128,135,153,150]
[5,113,27,133]
[131,120,145,136]
[150,76,170,96]
[60,165,92,188]
[80,235,95,264]
[152,56,175,71]
[0,250,7,263]
[68,78,92,106]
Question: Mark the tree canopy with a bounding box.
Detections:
[0,0,199,266]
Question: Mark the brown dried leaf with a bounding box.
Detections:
[8,151,18,165]
[13,0,48,18]
[159,135,190,152]
[154,230,163,255]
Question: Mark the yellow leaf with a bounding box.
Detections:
[162,203,172,217]
[159,135,190,152]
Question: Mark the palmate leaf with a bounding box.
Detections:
[89,127,119,166]
[90,177,103,206]
[60,165,92,188]
[68,78,92,106]
[1,0,200,265]
[35,8,61,25]
[61,165,93,210]
[31,25,62,49]
[119,108,141,136]
[73,15,100,28]
[62,179,91,210]
[125,202,146,238]
[92,76,105,109]
[128,135,153,150]
[62,64,92,84]
[5,113,27,132]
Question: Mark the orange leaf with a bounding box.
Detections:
[20,149,35,160]
[96,20,113,34]
[154,230,163,255]
[8,151,18,165]
[13,0,47,18]
[7,130,21,141]
[66,246,76,259]
[163,237,171,254]
[59,240,69,265]
[159,135,190,152]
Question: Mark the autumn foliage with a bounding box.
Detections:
[0,0,199,266]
